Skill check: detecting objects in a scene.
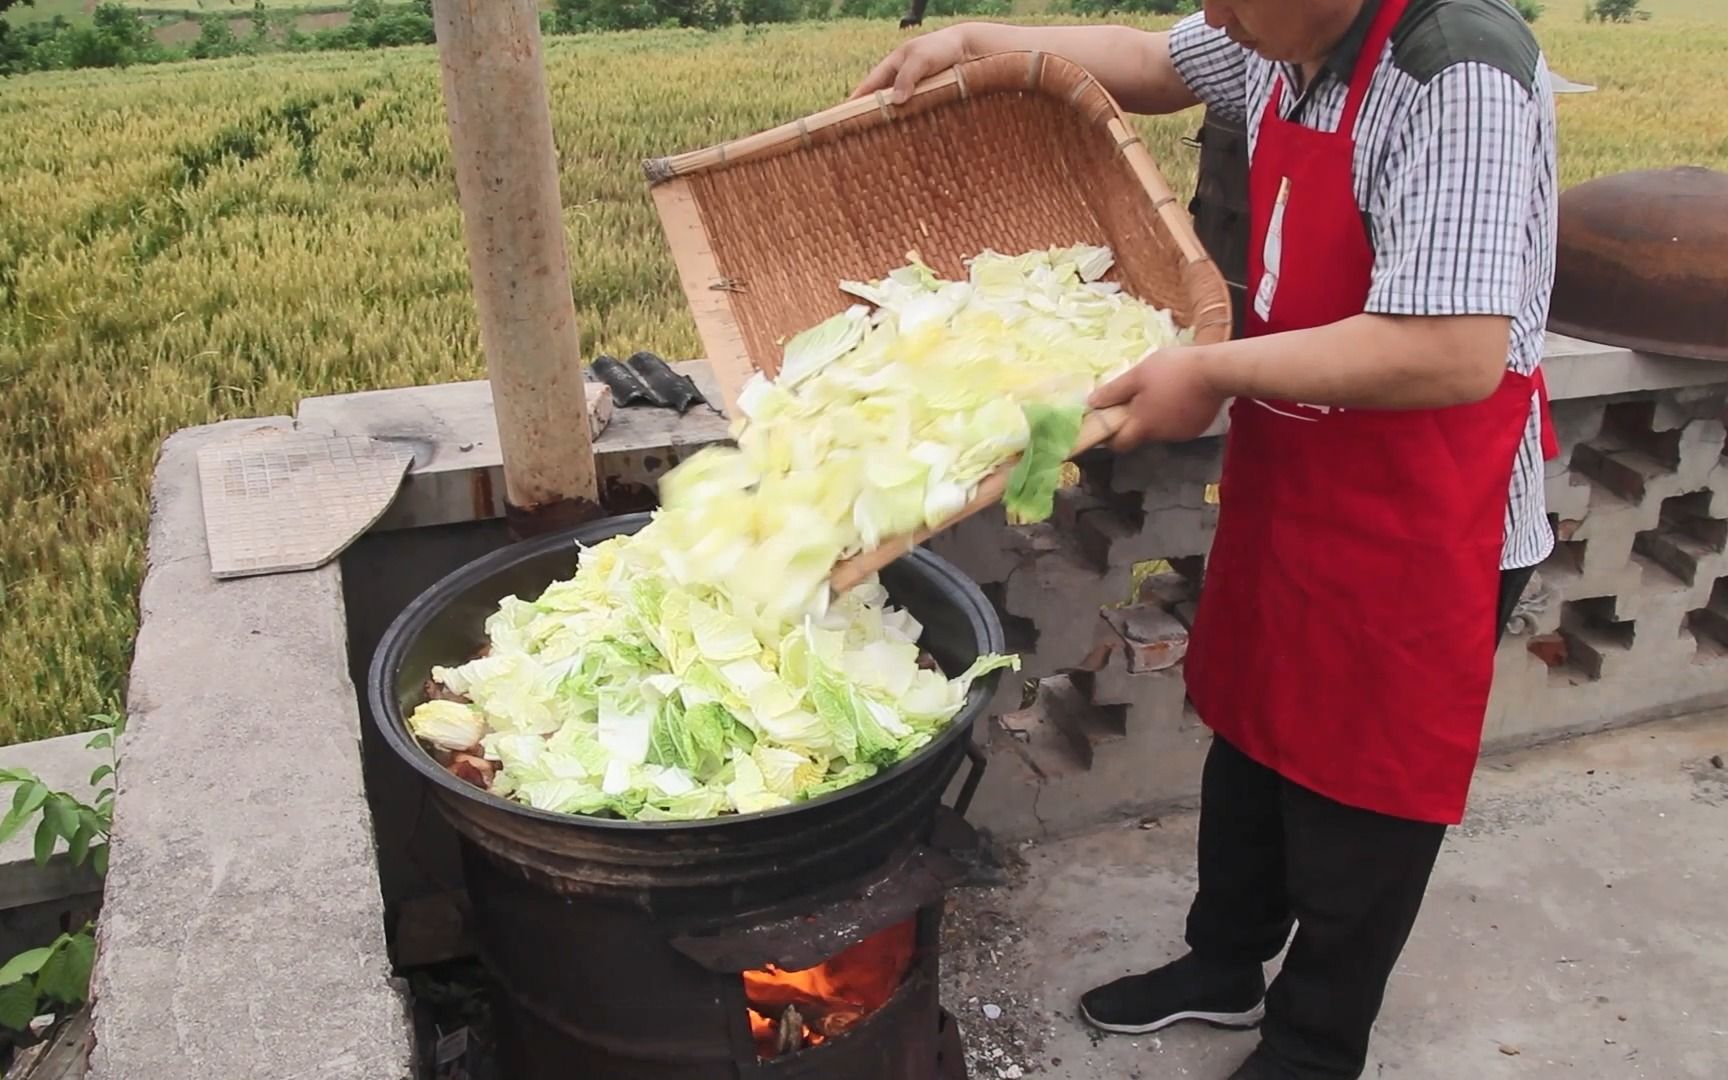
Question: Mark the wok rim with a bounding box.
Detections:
[365,511,1008,834]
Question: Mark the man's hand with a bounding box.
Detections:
[850,25,972,104]
[849,23,1198,115]
[1088,347,1227,452]
[1085,313,1516,454]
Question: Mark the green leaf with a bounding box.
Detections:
[12,782,47,819]
[67,824,93,867]
[0,809,29,848]
[35,934,93,1007]
[43,796,79,843]
[0,784,50,850]
[0,978,38,1031]
[33,819,57,866]
[85,732,112,752]
[90,845,109,876]
[0,947,54,987]
[90,765,114,787]
[78,807,108,837]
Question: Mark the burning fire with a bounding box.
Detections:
[744,919,917,1058]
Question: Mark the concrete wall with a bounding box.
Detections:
[89,419,415,1080]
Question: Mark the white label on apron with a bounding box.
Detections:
[1253,176,1291,323]
[1250,399,1335,421]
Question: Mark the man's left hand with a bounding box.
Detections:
[1088,346,1227,452]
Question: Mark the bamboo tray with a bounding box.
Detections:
[643,49,1233,413]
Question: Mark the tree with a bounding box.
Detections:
[738,0,798,21]
[189,14,244,60]
[1051,0,1193,14]
[1,16,67,75]
[843,0,1007,17]
[1586,0,1647,21]
[360,8,435,46]
[91,3,153,53]
[0,0,33,15]
[46,4,158,68]
[0,21,19,76]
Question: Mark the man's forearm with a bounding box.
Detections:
[1192,314,1514,410]
[956,23,1200,115]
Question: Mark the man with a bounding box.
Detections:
[853,2,1559,1077]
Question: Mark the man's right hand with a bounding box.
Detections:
[849,24,978,105]
[847,22,1199,118]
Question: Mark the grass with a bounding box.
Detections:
[2,7,1726,744]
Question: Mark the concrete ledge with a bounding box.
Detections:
[292,346,1728,534]
[90,418,413,1080]
[297,362,732,531]
[0,734,105,912]
[1540,333,1728,400]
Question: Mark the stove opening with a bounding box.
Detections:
[744,918,918,1059]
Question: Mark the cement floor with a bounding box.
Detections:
[940,711,1728,1080]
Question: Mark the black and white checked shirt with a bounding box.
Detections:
[1170,0,1559,570]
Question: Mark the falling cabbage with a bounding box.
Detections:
[409,245,1185,822]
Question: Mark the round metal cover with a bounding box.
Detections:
[1547,166,1728,362]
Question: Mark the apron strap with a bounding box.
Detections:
[1339,0,1413,136]
[1534,368,1560,461]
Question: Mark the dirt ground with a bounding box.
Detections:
[941,711,1728,1080]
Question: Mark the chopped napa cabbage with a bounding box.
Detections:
[778,306,870,389]
[1004,403,1086,526]
[407,700,486,752]
[411,245,1180,822]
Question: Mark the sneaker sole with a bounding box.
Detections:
[1079,1000,1266,1036]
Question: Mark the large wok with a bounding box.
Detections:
[366,512,1008,915]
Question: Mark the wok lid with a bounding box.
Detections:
[1547,166,1728,362]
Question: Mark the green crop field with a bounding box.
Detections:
[1,3,1726,745]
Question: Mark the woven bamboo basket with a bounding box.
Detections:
[642,50,1234,413]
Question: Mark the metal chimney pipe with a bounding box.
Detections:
[430,0,600,535]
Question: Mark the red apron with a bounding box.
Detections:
[1182,0,1552,825]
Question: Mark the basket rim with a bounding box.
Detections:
[642,49,1234,408]
[646,51,1174,213]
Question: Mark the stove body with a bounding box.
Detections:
[469,826,974,1079]
[369,517,1006,1080]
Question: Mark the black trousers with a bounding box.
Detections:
[1184,567,1532,1079]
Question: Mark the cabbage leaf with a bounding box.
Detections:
[409,245,1183,822]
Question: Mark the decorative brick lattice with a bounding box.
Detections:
[1686,577,1728,660]
[942,386,1728,839]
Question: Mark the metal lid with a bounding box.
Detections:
[1547,166,1728,362]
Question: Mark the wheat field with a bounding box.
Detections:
[1,6,1725,744]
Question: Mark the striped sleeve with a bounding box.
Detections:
[1365,61,1542,323]
[1167,13,1249,121]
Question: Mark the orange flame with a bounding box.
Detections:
[743,919,917,1058]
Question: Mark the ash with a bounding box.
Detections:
[940,838,1056,1080]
